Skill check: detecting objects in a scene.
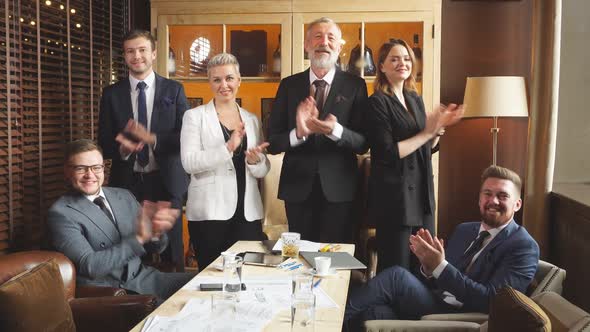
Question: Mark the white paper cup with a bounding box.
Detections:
[314,256,331,276]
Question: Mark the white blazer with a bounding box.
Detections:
[181,100,270,221]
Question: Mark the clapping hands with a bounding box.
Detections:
[245,142,270,165]
[409,228,446,276]
[136,200,180,244]
[295,96,337,138]
[424,103,465,138]
[116,119,157,155]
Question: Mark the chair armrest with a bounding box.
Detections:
[70,295,157,332]
[421,313,489,324]
[76,285,127,297]
[365,320,481,332]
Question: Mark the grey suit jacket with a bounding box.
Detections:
[47,187,167,293]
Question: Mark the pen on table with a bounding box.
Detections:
[313,279,322,288]
[287,263,303,271]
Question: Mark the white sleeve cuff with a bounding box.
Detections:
[326,122,343,141]
[432,260,449,279]
[120,149,131,161]
[289,128,306,147]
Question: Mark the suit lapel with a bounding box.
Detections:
[103,188,131,237]
[116,78,134,122]
[468,220,519,275]
[67,192,121,243]
[405,92,425,130]
[322,70,343,118]
[151,74,164,132]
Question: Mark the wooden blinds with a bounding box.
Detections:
[0,0,128,253]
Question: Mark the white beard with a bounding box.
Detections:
[308,49,338,69]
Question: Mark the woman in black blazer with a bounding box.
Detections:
[366,40,463,272]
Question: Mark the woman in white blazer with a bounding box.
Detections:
[180,53,270,268]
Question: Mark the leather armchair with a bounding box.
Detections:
[420,259,566,324]
[0,250,156,332]
[365,292,590,332]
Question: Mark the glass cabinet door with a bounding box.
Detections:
[156,14,291,122]
[294,12,435,105]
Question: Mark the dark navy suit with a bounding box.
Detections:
[345,220,539,325]
[98,73,189,270]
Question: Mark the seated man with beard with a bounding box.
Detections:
[344,165,539,330]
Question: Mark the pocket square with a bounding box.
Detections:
[161,96,175,107]
[335,95,349,103]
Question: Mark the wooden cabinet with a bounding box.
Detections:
[151,0,441,117]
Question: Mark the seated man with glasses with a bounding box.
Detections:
[47,139,194,303]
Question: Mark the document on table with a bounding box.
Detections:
[142,275,338,332]
[272,239,321,252]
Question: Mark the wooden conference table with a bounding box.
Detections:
[130,241,355,332]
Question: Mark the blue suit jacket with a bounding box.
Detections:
[98,73,189,203]
[436,220,540,312]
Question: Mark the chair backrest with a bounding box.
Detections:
[532,292,590,331]
[261,153,288,240]
[0,250,76,300]
[529,259,566,297]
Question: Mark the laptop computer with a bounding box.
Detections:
[300,251,367,270]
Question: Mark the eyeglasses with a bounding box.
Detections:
[70,164,105,174]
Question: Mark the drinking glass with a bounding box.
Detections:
[291,292,316,332]
[211,293,237,318]
[292,270,313,295]
[282,232,301,258]
[223,255,243,294]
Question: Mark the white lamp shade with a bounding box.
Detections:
[463,76,529,118]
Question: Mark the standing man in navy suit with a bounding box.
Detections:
[267,17,368,243]
[98,30,189,272]
[344,165,540,328]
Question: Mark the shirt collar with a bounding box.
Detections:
[479,219,512,239]
[309,66,336,86]
[129,71,155,91]
[85,188,106,203]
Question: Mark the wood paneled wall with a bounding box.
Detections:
[0,0,129,253]
[549,191,590,312]
[438,0,533,239]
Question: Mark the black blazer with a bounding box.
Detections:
[366,90,435,226]
[98,74,190,201]
[267,69,368,202]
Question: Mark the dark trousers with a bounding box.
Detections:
[375,214,434,273]
[344,266,455,331]
[188,218,264,269]
[285,175,354,243]
[129,170,185,272]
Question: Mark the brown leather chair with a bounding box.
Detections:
[0,250,157,332]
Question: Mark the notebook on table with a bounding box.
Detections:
[300,251,367,270]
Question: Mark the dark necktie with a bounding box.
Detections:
[313,79,327,114]
[136,81,149,167]
[93,196,116,227]
[457,230,490,273]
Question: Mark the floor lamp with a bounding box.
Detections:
[463,76,529,166]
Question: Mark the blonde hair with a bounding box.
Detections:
[373,39,418,96]
[207,53,241,78]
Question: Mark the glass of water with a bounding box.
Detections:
[223,255,243,294]
[291,292,315,332]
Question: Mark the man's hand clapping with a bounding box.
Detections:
[136,200,179,244]
[409,228,445,276]
[295,96,319,139]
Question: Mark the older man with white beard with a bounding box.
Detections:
[267,17,369,243]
